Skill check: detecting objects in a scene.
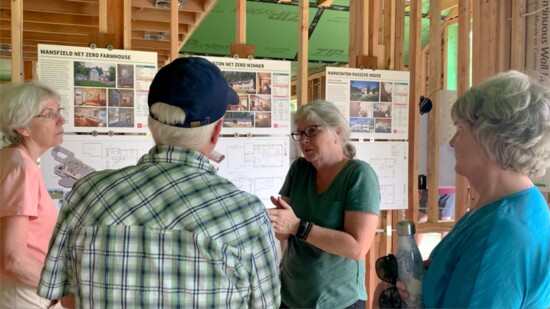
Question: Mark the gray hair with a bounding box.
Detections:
[148,103,218,150]
[295,100,356,159]
[451,70,550,178]
[0,81,60,145]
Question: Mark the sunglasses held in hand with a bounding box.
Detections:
[376,254,403,308]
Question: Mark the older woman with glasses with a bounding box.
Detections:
[0,81,67,308]
[397,71,550,308]
[268,100,381,309]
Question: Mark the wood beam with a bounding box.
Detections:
[4,0,99,15]
[407,0,422,223]
[170,0,179,61]
[497,0,512,72]
[124,0,132,49]
[479,0,498,81]
[425,0,458,17]
[132,8,195,25]
[11,0,23,82]
[427,0,442,223]
[383,0,396,69]
[0,20,96,34]
[296,0,308,106]
[394,0,404,70]
[131,20,188,33]
[1,10,99,26]
[367,0,380,58]
[472,0,482,85]
[455,0,471,218]
[511,0,526,70]
[99,0,107,32]
[236,0,246,44]
[131,0,204,12]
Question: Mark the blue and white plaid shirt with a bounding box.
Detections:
[38,145,280,308]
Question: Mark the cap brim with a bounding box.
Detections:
[227,86,239,106]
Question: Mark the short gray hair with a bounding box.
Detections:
[0,81,60,145]
[451,70,550,177]
[148,103,218,150]
[295,100,356,159]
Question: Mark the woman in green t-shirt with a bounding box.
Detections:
[269,100,381,309]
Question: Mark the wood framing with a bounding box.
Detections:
[426,0,442,223]
[296,0,309,106]
[455,0,471,218]
[407,0,422,224]
[511,0,526,70]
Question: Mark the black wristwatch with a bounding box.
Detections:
[296,220,313,241]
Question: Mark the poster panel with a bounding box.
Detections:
[352,141,409,210]
[526,0,550,79]
[37,44,157,134]
[214,136,291,208]
[203,56,292,135]
[326,67,410,140]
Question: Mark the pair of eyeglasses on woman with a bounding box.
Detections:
[34,108,64,121]
[376,254,403,308]
[290,125,321,141]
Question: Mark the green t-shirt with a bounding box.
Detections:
[279,157,380,309]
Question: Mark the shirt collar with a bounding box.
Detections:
[138,145,217,174]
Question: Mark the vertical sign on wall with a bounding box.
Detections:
[526,0,550,79]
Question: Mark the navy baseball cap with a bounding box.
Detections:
[148,57,239,128]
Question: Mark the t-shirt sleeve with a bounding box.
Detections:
[0,166,40,218]
[345,161,381,215]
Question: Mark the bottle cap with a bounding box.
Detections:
[397,221,416,236]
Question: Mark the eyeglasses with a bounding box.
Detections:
[34,108,64,121]
[291,125,321,141]
[376,254,403,308]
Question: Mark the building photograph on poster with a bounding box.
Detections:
[74,62,116,88]
[117,64,134,88]
[350,80,380,101]
[326,66,410,140]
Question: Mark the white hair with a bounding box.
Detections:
[148,103,218,150]
[0,81,60,145]
[451,70,550,177]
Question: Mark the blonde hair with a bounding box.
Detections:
[295,100,356,159]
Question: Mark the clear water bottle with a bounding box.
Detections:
[395,221,424,308]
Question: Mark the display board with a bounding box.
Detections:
[38,44,157,134]
[204,56,292,135]
[352,141,408,210]
[326,67,410,140]
[213,136,291,207]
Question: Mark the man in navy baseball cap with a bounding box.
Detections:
[148,56,239,128]
[38,56,281,308]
